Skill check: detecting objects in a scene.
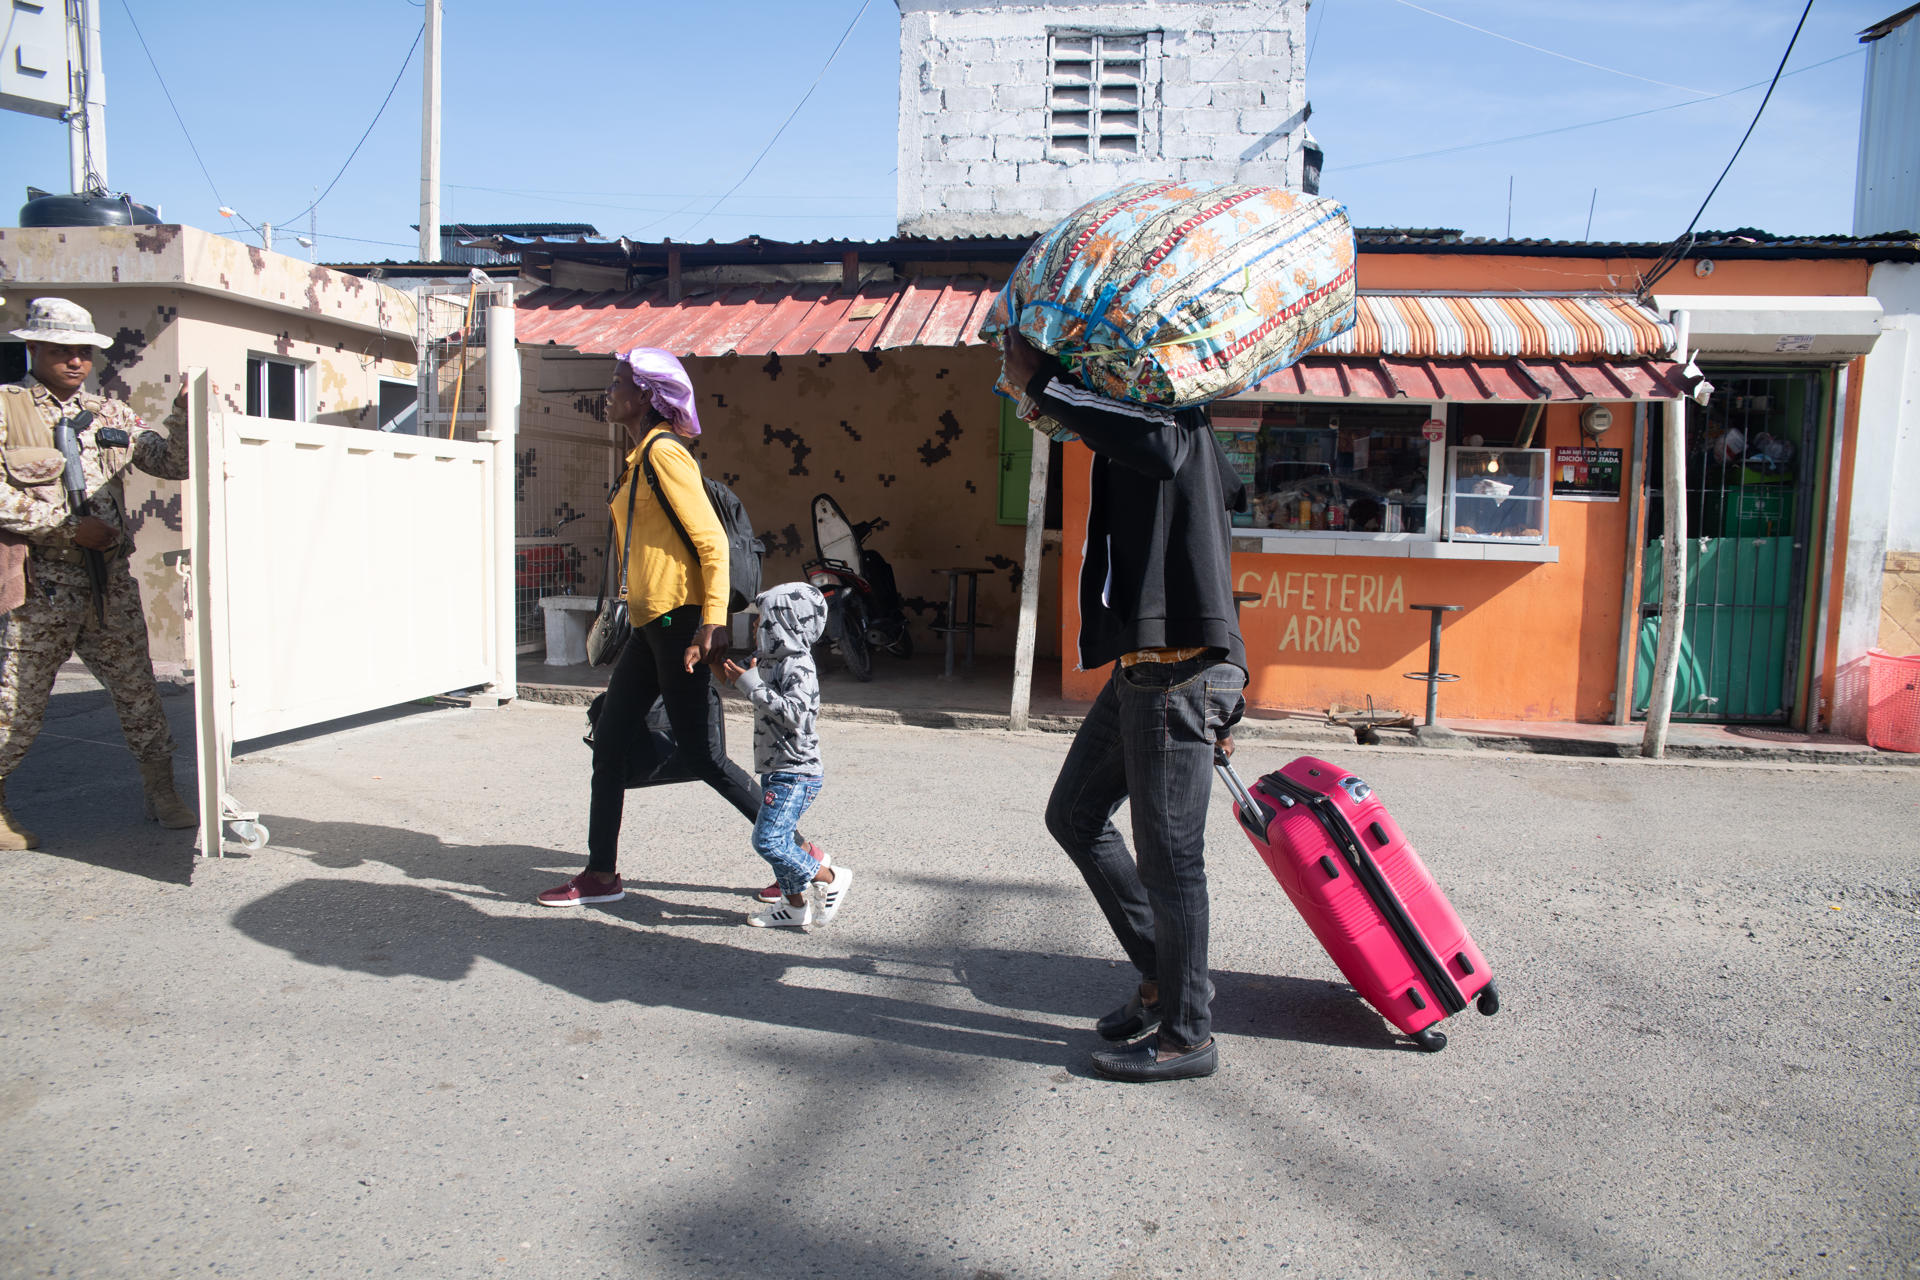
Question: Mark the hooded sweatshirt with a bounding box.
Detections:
[733,582,828,776]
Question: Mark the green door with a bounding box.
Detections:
[997,399,1034,525]
[1634,370,1826,723]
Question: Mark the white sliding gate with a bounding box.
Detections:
[188,345,517,855]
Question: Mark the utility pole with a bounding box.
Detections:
[66,0,109,193]
[262,223,273,253]
[418,0,442,263]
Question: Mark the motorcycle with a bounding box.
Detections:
[802,492,912,681]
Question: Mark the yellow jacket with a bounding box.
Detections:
[611,428,729,627]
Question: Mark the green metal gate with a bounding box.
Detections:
[1634,369,1827,723]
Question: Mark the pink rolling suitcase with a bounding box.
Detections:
[1215,751,1499,1051]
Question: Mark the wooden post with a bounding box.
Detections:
[1612,401,1649,725]
[1008,433,1051,731]
[1641,396,1689,758]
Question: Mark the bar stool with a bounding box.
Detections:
[1403,603,1462,727]
[933,567,994,677]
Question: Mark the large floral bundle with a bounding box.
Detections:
[981,180,1356,412]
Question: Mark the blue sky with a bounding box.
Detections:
[0,0,1899,258]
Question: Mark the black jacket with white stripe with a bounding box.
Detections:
[1026,362,1248,677]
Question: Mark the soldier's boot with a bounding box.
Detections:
[138,759,197,830]
[0,779,39,851]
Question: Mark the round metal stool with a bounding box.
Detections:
[1402,603,1462,727]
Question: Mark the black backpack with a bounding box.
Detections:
[639,433,765,615]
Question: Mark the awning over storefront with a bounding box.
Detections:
[517,282,1686,400]
[1251,354,1691,402]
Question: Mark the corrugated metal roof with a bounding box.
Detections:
[518,283,1674,363]
[1255,356,1690,403]
[515,278,1002,356]
[1329,293,1670,358]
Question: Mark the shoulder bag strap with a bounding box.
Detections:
[598,461,641,609]
[639,432,703,565]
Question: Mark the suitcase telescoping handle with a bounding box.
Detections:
[1213,746,1286,833]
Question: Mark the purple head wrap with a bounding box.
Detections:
[616,347,702,436]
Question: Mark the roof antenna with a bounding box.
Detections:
[1506,176,1514,239]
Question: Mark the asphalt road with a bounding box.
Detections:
[1,682,1916,1279]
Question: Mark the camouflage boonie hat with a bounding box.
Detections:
[10,297,113,349]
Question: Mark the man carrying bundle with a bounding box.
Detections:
[1006,331,1248,1083]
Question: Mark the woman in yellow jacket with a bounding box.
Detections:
[539,349,756,907]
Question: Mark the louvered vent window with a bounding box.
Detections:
[1049,30,1149,157]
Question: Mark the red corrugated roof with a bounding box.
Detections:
[517,280,1689,400]
[515,277,1002,357]
[1255,355,1691,402]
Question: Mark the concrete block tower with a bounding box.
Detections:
[896,0,1312,238]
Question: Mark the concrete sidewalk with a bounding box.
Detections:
[518,650,1917,766]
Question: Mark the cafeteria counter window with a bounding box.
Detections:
[1216,398,1561,563]
[1446,447,1549,545]
[1212,400,1442,536]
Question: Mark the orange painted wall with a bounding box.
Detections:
[1357,253,1870,298]
[1059,402,1639,720]
[1052,250,1878,722]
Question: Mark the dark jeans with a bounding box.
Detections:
[1045,657,1246,1049]
[587,610,759,874]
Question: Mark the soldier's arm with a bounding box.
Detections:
[131,391,190,481]
[0,477,75,542]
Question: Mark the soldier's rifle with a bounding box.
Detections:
[52,408,109,625]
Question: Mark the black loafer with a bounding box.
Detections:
[1090,1037,1218,1083]
[1096,992,1162,1042]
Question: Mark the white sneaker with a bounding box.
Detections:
[748,897,813,929]
[811,865,855,925]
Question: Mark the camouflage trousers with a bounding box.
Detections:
[0,555,175,777]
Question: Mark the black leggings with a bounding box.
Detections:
[586,610,759,873]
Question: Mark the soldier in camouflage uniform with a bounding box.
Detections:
[0,298,194,849]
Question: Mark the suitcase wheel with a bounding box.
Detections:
[1476,982,1500,1017]
[1412,1027,1447,1053]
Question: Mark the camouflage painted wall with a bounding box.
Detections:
[517,344,1061,658]
[0,228,418,668]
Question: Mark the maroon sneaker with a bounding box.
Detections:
[537,872,625,908]
[753,845,829,904]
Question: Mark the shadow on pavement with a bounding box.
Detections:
[953,946,1406,1053]
[231,874,1082,1067]
[245,813,1408,1062]
[4,682,199,886]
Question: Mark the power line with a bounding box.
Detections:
[117,0,233,214]
[447,182,891,204]
[272,24,425,228]
[1385,0,1716,96]
[304,230,420,248]
[680,0,874,237]
[1638,0,1817,297]
[1306,0,1333,75]
[1327,50,1857,174]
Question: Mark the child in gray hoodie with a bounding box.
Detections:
[719,582,853,929]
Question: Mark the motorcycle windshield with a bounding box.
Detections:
[812,494,862,574]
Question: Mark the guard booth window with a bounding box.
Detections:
[246,355,305,421]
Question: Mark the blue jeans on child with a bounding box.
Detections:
[753,772,824,897]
